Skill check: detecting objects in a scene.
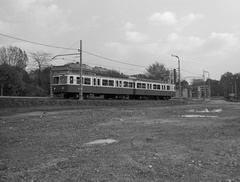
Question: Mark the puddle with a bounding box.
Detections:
[86,139,118,145]
[181,115,218,118]
[187,108,222,113]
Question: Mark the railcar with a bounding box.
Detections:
[52,73,176,100]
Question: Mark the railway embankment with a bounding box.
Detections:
[0,96,184,114]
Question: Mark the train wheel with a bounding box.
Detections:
[83,94,90,99]
[64,94,70,99]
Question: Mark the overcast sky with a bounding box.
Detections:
[1,0,240,80]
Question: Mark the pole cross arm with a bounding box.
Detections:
[52,53,80,60]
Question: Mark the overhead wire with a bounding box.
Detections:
[181,68,202,75]
[82,51,147,68]
[84,61,146,73]
[0,33,78,51]
[0,33,147,68]
[1,33,204,76]
[57,41,79,55]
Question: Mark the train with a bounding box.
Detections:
[51,63,176,100]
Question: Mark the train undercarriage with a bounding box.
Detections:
[62,93,171,100]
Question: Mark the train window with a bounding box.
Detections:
[129,82,133,88]
[93,78,96,86]
[157,85,160,90]
[119,81,122,87]
[137,83,141,88]
[142,83,146,89]
[163,85,166,90]
[102,79,108,86]
[124,81,128,87]
[53,77,59,84]
[109,80,114,87]
[84,77,91,85]
[167,85,170,90]
[60,76,67,84]
[147,84,149,89]
[77,77,84,84]
[70,76,74,84]
[97,78,100,86]
[153,84,156,89]
[116,80,119,87]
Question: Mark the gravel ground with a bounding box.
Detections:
[0,99,240,182]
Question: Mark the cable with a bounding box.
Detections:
[181,68,202,76]
[181,58,205,64]
[1,33,148,67]
[85,61,146,73]
[0,33,78,51]
[58,41,79,55]
[82,51,147,68]
[1,33,205,76]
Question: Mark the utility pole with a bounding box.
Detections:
[235,76,238,99]
[203,70,206,100]
[79,40,83,100]
[208,72,211,99]
[203,70,210,100]
[50,65,53,98]
[171,55,182,101]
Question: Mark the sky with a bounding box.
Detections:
[1,0,240,81]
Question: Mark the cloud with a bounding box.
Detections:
[178,13,203,30]
[1,1,74,36]
[148,11,203,30]
[167,32,239,54]
[125,31,149,42]
[148,11,177,25]
[180,13,203,24]
[200,32,239,56]
[168,33,204,46]
[124,22,135,30]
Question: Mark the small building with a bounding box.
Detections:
[175,85,210,99]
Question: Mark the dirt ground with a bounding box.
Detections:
[1,99,240,182]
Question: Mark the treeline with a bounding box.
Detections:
[0,46,51,96]
[0,45,239,97]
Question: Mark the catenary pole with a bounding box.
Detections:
[79,40,83,100]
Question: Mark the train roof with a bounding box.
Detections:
[52,63,172,84]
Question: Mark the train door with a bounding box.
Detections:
[92,77,101,96]
[92,77,101,87]
[93,77,97,86]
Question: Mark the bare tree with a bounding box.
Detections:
[0,46,28,70]
[29,51,52,86]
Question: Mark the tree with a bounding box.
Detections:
[0,46,28,70]
[131,74,148,79]
[146,62,170,81]
[192,79,205,86]
[97,69,128,78]
[29,51,52,86]
[220,72,240,98]
[209,79,223,96]
[0,65,24,96]
[181,80,189,88]
[40,66,52,94]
